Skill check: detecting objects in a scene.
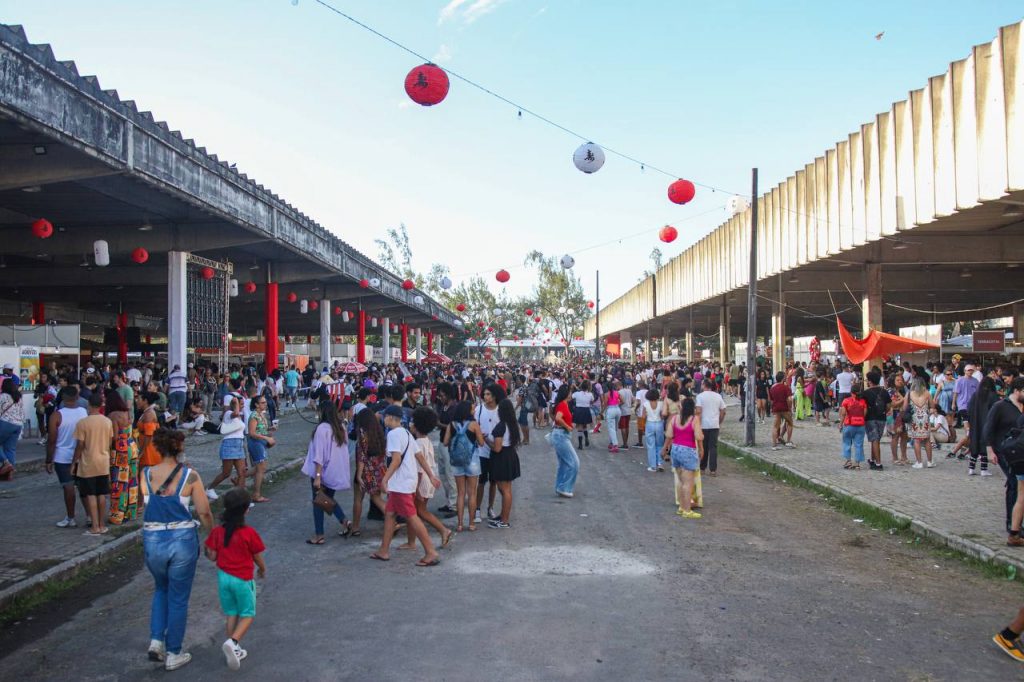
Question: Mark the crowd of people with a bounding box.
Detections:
[4,349,1024,667]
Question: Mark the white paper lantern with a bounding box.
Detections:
[560,254,575,269]
[557,306,566,314]
[229,279,239,297]
[342,311,351,323]
[300,299,309,313]
[93,240,110,267]
[493,308,503,317]
[454,319,463,327]
[573,142,605,174]
[440,276,452,290]
[727,195,750,216]
[371,317,378,328]
[565,308,575,317]
[369,277,381,288]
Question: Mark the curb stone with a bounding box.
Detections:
[719,437,1024,577]
[0,456,304,612]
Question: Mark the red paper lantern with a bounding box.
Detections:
[455,303,466,312]
[131,247,149,264]
[404,63,449,106]
[244,281,257,294]
[587,300,595,309]
[667,179,696,205]
[525,308,533,316]
[534,316,541,323]
[200,266,215,280]
[402,279,415,290]
[359,278,370,288]
[309,300,319,311]
[659,225,679,243]
[334,306,342,315]
[287,292,298,303]
[544,328,550,333]
[487,326,494,332]
[495,269,510,283]
[477,321,485,328]
[513,336,519,341]
[31,218,53,239]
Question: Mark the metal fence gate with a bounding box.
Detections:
[186,255,232,371]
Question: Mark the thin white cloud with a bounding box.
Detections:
[438,0,510,25]
[433,43,453,63]
[438,0,472,25]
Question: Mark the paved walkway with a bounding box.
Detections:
[0,411,315,591]
[716,399,1021,571]
[1,419,1019,679]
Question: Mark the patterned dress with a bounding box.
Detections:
[108,423,140,524]
[357,433,386,496]
[907,399,931,440]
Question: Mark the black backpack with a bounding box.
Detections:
[999,426,1024,466]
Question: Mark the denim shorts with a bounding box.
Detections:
[247,437,268,464]
[217,569,256,618]
[450,451,481,478]
[54,462,75,486]
[219,438,245,460]
[865,420,885,443]
[670,444,699,471]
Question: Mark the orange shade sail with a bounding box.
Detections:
[836,317,938,364]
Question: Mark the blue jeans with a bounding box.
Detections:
[311,480,348,535]
[168,391,187,415]
[645,419,665,468]
[551,428,579,494]
[143,528,199,654]
[842,425,866,463]
[0,420,22,466]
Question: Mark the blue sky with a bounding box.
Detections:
[2,1,1021,303]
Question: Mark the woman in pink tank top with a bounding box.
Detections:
[661,398,703,519]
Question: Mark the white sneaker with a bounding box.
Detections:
[206,488,219,501]
[55,517,77,528]
[237,648,248,662]
[37,437,47,445]
[222,639,241,670]
[147,639,166,662]
[967,469,977,476]
[925,462,935,469]
[473,510,482,523]
[911,462,924,469]
[784,442,795,448]
[646,466,658,472]
[165,651,192,671]
[980,470,993,477]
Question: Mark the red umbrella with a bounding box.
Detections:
[338,362,367,374]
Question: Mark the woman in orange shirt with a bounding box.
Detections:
[135,391,162,467]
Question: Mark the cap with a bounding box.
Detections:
[1,363,12,370]
[85,367,96,374]
[382,405,404,418]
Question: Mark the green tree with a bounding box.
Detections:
[523,250,592,346]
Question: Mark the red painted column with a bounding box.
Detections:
[116,311,128,365]
[400,324,409,362]
[426,331,433,355]
[357,310,367,363]
[265,282,279,372]
[31,301,45,325]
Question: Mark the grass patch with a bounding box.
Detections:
[0,544,141,628]
[719,441,1022,584]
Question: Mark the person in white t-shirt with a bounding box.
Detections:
[836,365,856,404]
[694,380,726,475]
[370,405,440,566]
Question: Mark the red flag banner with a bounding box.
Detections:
[836,317,938,364]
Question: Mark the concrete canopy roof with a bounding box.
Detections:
[0,24,457,339]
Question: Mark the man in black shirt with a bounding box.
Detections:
[985,376,1024,542]
[862,371,891,470]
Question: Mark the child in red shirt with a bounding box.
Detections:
[204,488,266,670]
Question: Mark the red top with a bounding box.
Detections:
[841,397,867,426]
[205,525,266,581]
[496,378,508,392]
[768,383,792,413]
[555,401,573,429]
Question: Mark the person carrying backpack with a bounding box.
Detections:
[839,382,868,470]
[441,400,486,532]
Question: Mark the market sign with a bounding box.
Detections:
[972,330,1006,353]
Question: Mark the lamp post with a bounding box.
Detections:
[744,169,759,446]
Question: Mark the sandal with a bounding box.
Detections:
[253,496,270,503]
[468,524,477,532]
[349,529,361,537]
[338,521,353,537]
[455,525,464,533]
[843,461,853,469]
[306,537,325,545]
[442,530,455,548]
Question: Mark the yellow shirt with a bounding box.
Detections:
[73,414,113,478]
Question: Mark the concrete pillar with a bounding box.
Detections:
[685,331,694,361]
[1013,304,1024,342]
[263,280,279,373]
[415,327,423,361]
[382,316,390,363]
[319,299,331,368]
[862,263,883,372]
[661,327,669,358]
[771,275,786,374]
[356,309,368,364]
[719,299,730,364]
[168,251,188,372]
[401,324,409,362]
